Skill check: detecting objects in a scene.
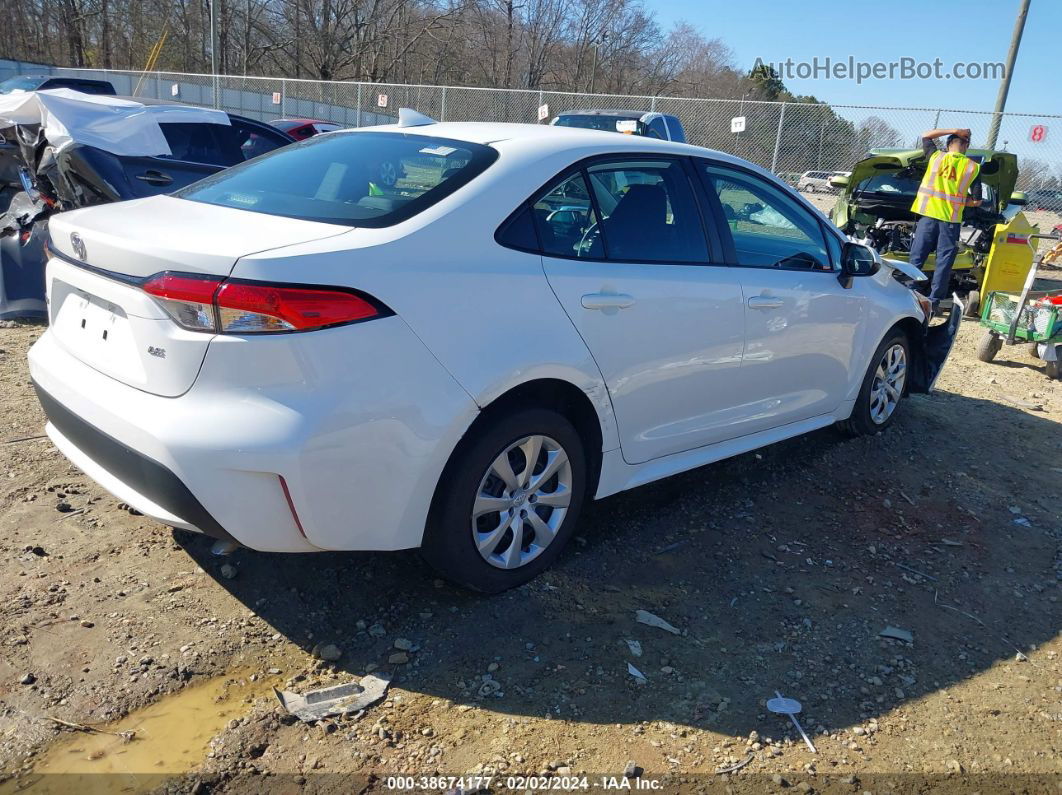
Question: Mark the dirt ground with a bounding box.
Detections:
[0,282,1060,794]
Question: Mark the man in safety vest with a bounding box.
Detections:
[909,127,982,312]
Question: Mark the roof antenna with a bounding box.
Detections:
[397,108,437,128]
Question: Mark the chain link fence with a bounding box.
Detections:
[4,58,1062,246]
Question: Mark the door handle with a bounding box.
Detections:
[581,292,635,310]
[747,296,784,310]
[135,170,173,186]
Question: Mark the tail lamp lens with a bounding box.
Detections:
[142,273,222,332]
[141,272,385,334]
[215,282,381,333]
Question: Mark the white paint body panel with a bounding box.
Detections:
[28,122,928,552]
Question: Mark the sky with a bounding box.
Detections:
[649,0,1057,116]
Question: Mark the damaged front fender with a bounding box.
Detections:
[908,295,963,393]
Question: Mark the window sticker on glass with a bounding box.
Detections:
[420,145,457,156]
[616,119,638,134]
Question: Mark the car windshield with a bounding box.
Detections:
[855,170,999,214]
[554,114,643,134]
[0,75,44,94]
[176,131,497,227]
[853,173,920,199]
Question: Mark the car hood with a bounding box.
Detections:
[841,148,1018,214]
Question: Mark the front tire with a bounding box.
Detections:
[421,408,588,593]
[963,289,980,319]
[837,332,909,437]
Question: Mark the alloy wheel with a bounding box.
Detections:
[869,343,906,425]
[471,434,573,570]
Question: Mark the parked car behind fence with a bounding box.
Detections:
[797,169,847,193]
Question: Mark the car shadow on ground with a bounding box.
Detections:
[182,388,1060,739]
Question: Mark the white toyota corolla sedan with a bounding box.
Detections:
[28,111,957,592]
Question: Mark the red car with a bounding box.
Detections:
[268,118,342,141]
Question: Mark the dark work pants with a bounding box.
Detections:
[909,215,961,307]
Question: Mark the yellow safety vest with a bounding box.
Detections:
[911,150,980,223]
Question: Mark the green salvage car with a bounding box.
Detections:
[828,147,1037,317]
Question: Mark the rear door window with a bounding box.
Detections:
[176,131,497,227]
[664,116,685,142]
[159,123,239,167]
[227,118,292,161]
[645,118,668,139]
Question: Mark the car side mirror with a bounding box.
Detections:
[828,175,849,189]
[1009,190,1027,207]
[839,242,880,288]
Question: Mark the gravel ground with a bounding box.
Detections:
[0,289,1060,794]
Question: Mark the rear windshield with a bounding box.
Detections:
[0,75,43,94]
[175,131,497,227]
[554,114,643,134]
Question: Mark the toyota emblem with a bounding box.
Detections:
[70,232,86,261]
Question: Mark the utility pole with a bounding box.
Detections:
[986,0,1030,149]
[209,0,219,106]
[589,32,607,94]
[589,42,598,94]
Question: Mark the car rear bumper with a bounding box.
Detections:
[27,318,480,553]
[34,381,238,542]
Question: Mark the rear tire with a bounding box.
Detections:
[421,408,588,593]
[1047,358,1061,380]
[1026,342,1041,358]
[837,331,910,437]
[963,289,980,319]
[976,331,1002,363]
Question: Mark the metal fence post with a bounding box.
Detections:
[651,96,656,112]
[356,83,362,127]
[441,86,447,121]
[770,102,787,174]
[281,78,286,116]
[933,108,941,129]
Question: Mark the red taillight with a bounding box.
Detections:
[141,272,387,334]
[216,282,381,333]
[142,273,222,332]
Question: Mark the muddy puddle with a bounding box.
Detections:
[6,671,275,794]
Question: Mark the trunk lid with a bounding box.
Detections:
[46,195,349,397]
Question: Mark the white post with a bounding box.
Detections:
[356,83,362,127]
[441,86,447,121]
[770,102,787,173]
